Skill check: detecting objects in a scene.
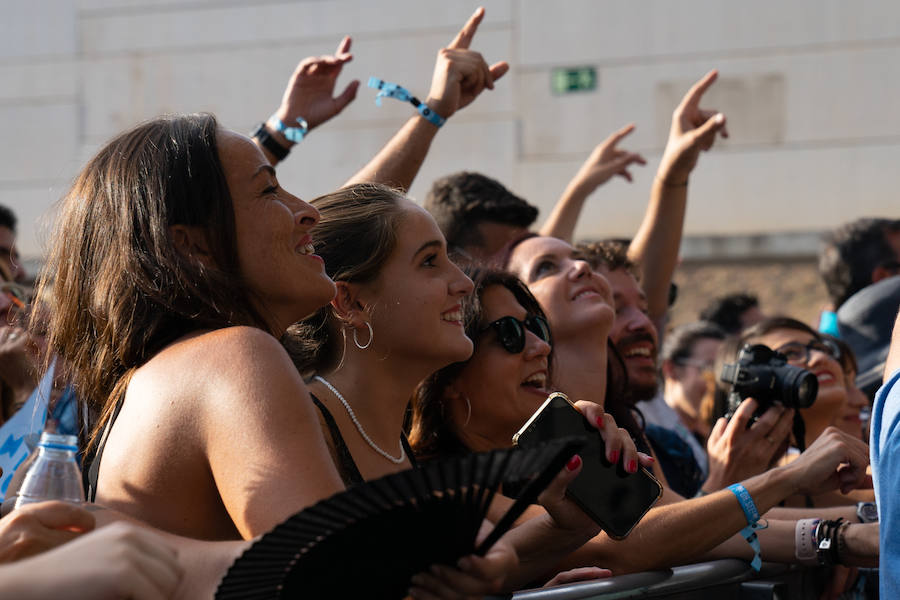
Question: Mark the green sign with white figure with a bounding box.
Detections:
[551,66,597,94]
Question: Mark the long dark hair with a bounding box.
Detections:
[410,267,552,461]
[36,114,269,449]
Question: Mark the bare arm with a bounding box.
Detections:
[628,70,728,321]
[552,427,869,574]
[255,37,360,165]
[540,124,646,242]
[201,328,346,538]
[344,7,509,190]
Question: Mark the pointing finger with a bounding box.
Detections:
[679,69,719,113]
[449,6,485,49]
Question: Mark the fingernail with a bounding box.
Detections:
[596,415,604,428]
[566,455,582,471]
[457,556,473,571]
[715,113,725,124]
[609,450,619,464]
[628,460,637,473]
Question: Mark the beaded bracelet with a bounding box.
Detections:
[728,483,768,571]
[368,77,446,128]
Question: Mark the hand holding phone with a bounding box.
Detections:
[513,392,662,539]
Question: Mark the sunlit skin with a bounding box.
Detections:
[599,266,659,402]
[750,328,847,447]
[508,236,614,411]
[309,200,475,482]
[450,284,552,452]
[219,129,336,332]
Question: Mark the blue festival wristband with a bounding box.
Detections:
[728,483,767,571]
[270,115,309,143]
[368,77,446,128]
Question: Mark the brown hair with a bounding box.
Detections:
[409,267,551,461]
[36,114,269,449]
[286,184,409,376]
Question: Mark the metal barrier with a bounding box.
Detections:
[496,560,824,600]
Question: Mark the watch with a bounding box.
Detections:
[856,501,878,523]
[250,122,289,161]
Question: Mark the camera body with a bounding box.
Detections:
[720,343,818,414]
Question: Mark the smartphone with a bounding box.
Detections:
[513,392,662,539]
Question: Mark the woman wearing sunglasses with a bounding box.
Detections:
[410,263,877,578]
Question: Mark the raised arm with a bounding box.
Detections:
[343,6,509,190]
[628,70,728,320]
[254,36,360,165]
[540,124,646,242]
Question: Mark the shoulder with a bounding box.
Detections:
[131,326,305,419]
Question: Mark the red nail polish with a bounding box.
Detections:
[596,415,604,428]
[628,460,637,473]
[566,455,582,471]
[609,450,619,464]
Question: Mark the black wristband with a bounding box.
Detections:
[251,123,290,161]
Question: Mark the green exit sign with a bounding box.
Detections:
[551,66,597,94]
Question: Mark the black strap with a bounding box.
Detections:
[86,397,125,502]
[310,393,366,488]
[310,393,417,485]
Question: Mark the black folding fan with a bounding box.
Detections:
[215,437,584,599]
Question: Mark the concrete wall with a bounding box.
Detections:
[2,0,898,260]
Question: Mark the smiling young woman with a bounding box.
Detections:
[35,114,346,541]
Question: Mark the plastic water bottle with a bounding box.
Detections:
[13,432,84,509]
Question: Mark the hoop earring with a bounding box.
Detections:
[462,394,472,428]
[353,322,374,350]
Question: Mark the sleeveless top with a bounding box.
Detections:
[87,392,417,501]
[310,392,417,488]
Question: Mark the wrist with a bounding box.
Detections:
[655,174,688,187]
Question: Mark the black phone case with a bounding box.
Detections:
[513,392,662,539]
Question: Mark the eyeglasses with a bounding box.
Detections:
[673,358,715,372]
[481,315,551,354]
[774,339,839,364]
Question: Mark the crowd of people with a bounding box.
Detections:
[0,7,897,599]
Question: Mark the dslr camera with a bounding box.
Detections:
[720,344,818,414]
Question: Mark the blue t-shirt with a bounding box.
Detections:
[871,367,900,597]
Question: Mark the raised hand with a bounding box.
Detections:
[425,7,510,120]
[572,123,647,188]
[658,69,729,185]
[703,399,794,492]
[270,36,360,134]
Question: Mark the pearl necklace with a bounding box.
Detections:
[313,376,405,465]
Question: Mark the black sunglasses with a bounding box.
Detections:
[481,315,551,354]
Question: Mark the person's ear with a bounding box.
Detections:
[170,225,214,267]
[331,281,368,328]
